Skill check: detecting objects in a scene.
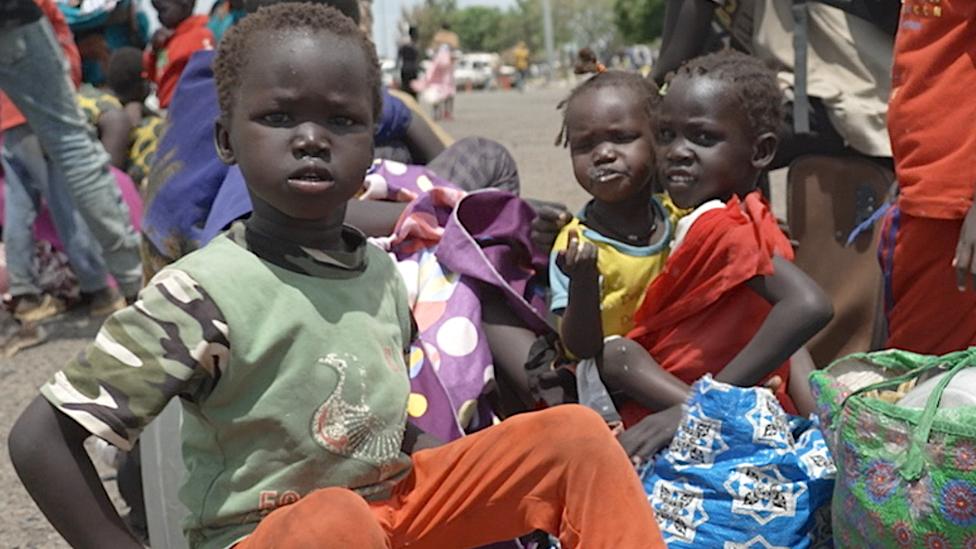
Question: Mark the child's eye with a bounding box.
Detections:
[329,116,356,128]
[260,113,292,126]
[612,132,639,144]
[693,132,719,145]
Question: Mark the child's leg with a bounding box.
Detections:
[235,487,387,549]
[598,337,690,411]
[1,128,45,298]
[380,405,664,549]
[788,347,818,417]
[481,291,539,415]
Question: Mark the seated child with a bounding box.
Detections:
[547,54,683,424]
[8,5,665,548]
[600,50,833,461]
[105,46,164,189]
[144,0,214,108]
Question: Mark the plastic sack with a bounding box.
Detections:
[642,375,835,548]
[810,348,976,548]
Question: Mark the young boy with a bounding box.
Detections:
[8,5,664,548]
[144,0,213,108]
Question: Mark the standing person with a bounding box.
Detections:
[880,2,976,355]
[396,25,420,99]
[144,0,214,108]
[513,40,530,91]
[8,5,666,548]
[0,0,143,300]
[426,22,458,120]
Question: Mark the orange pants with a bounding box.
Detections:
[236,405,664,549]
[881,209,976,354]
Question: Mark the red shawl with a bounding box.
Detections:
[624,192,797,423]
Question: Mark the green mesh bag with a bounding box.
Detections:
[809,348,976,548]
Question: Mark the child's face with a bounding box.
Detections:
[151,0,194,29]
[566,86,654,205]
[215,31,375,223]
[654,75,775,210]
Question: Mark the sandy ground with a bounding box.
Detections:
[0,85,786,547]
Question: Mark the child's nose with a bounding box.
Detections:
[291,127,330,159]
[593,143,616,163]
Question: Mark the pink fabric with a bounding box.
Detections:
[0,166,142,253]
[415,45,455,104]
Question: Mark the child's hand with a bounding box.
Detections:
[530,203,571,253]
[556,230,598,280]
[954,201,976,292]
[150,28,175,51]
[617,404,683,466]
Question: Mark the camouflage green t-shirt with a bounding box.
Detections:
[41,222,414,549]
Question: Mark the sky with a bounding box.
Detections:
[371,0,516,58]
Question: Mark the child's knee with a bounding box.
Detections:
[599,337,645,385]
[534,405,616,450]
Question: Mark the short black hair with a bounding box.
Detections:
[666,49,784,138]
[213,2,381,119]
[242,0,358,20]
[555,50,659,147]
[106,46,148,103]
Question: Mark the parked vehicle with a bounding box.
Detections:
[454,52,498,90]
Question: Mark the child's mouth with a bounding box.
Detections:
[589,168,627,185]
[288,167,335,193]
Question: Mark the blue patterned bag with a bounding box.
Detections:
[641,375,835,548]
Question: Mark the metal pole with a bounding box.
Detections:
[541,0,555,81]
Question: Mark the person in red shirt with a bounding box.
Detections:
[880,1,976,355]
[144,0,213,108]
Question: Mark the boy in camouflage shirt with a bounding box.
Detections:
[8,4,664,548]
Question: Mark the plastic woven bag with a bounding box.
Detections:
[641,375,835,548]
[810,348,976,548]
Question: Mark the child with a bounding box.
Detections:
[548,56,683,423]
[600,50,833,461]
[144,0,213,108]
[8,5,664,548]
[105,46,164,189]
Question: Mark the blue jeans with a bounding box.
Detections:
[0,18,141,295]
[2,125,109,296]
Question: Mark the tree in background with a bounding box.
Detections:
[613,0,665,43]
[401,0,626,60]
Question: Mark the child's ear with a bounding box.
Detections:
[751,131,778,170]
[214,118,236,165]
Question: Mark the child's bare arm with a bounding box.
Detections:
[8,397,143,549]
[717,256,832,386]
[559,231,605,358]
[599,337,690,410]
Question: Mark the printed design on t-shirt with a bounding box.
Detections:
[723,464,807,525]
[723,535,789,549]
[311,353,402,467]
[650,479,709,544]
[667,404,729,470]
[745,390,793,452]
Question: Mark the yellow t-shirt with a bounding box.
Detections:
[549,194,685,337]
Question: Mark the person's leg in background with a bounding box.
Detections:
[43,161,125,315]
[1,126,63,322]
[0,18,142,297]
[881,208,976,354]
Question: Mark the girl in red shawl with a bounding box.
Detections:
[602,50,833,464]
